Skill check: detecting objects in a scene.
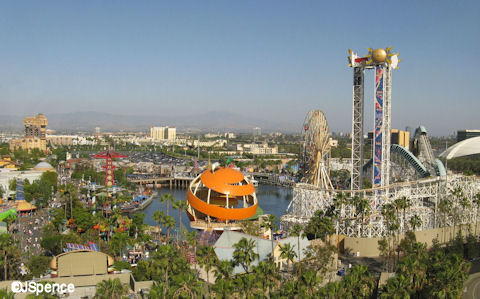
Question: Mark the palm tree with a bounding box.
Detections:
[162,215,176,242]
[214,260,234,281]
[160,193,175,217]
[253,260,279,297]
[232,237,259,273]
[342,265,376,298]
[450,187,466,237]
[381,274,411,298]
[152,210,165,240]
[0,288,14,299]
[151,244,176,298]
[439,199,452,242]
[355,196,371,236]
[279,242,297,270]
[172,199,187,230]
[261,214,277,256]
[394,196,410,233]
[305,210,335,243]
[234,272,256,298]
[381,203,399,270]
[298,269,322,297]
[111,232,130,258]
[213,260,234,298]
[0,233,14,280]
[289,224,303,261]
[94,278,129,299]
[197,245,217,297]
[409,214,422,231]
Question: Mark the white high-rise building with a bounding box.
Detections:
[166,127,176,140]
[253,127,262,136]
[150,126,176,141]
[150,127,166,140]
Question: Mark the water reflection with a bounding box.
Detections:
[141,185,292,230]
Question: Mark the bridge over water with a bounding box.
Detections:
[126,174,193,188]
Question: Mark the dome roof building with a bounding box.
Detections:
[33,161,56,172]
[440,137,480,160]
[186,167,258,231]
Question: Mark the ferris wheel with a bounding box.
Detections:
[302,110,333,189]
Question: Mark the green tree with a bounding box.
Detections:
[394,196,411,233]
[9,179,16,191]
[172,199,187,230]
[197,245,217,295]
[409,214,422,231]
[304,210,335,242]
[341,265,376,298]
[113,260,132,271]
[162,215,176,242]
[111,232,130,258]
[152,210,165,240]
[213,260,235,298]
[93,278,128,299]
[232,237,259,273]
[381,274,411,298]
[439,198,453,242]
[0,288,14,299]
[261,214,277,255]
[0,233,14,280]
[289,224,303,261]
[279,242,297,270]
[253,260,279,297]
[297,269,322,297]
[160,193,175,217]
[27,255,51,279]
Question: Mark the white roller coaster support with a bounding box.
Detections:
[281,174,480,238]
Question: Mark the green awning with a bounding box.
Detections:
[0,209,17,221]
[246,205,264,220]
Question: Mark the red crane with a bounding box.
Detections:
[92,150,127,187]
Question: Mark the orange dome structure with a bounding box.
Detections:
[186,167,258,231]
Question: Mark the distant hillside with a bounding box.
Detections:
[0,111,298,133]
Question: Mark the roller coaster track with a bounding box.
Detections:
[281,174,480,238]
[363,144,430,178]
[391,144,430,177]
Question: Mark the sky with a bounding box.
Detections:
[0,1,479,135]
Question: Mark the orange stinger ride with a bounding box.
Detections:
[186,166,258,231]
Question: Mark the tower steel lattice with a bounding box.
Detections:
[351,66,365,190]
[92,150,127,187]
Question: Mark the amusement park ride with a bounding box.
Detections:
[281,48,480,238]
[92,150,127,187]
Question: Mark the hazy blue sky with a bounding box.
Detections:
[0,1,479,135]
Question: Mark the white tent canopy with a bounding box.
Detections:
[439,137,480,160]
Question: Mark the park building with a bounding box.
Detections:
[457,130,480,142]
[367,129,410,150]
[0,249,155,298]
[237,143,278,155]
[150,126,176,141]
[9,114,48,152]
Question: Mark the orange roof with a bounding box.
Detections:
[200,167,254,196]
[16,200,37,211]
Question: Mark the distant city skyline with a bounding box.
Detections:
[1,1,479,136]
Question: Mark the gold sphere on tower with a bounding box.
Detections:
[372,48,387,63]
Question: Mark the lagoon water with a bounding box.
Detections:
[142,185,293,230]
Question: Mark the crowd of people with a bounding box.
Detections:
[10,210,50,257]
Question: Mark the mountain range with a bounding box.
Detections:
[0,111,298,133]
